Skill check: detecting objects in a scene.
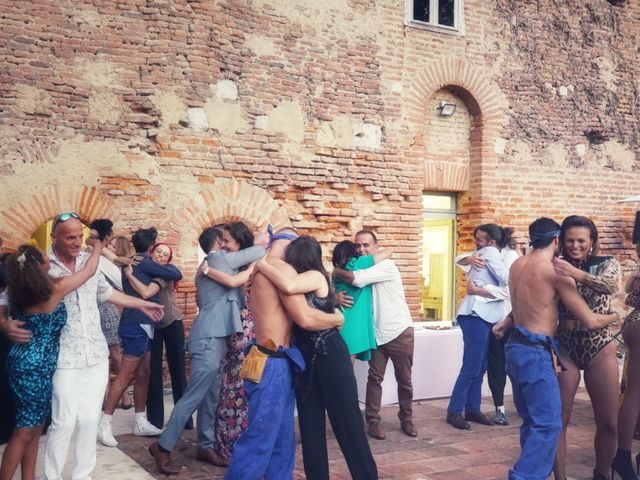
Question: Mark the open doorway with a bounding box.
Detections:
[421,193,456,321]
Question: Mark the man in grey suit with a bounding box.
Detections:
[150,224,265,474]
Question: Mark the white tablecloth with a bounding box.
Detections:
[354,325,506,405]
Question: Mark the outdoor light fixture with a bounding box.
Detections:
[437,101,457,117]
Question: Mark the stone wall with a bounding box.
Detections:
[1,0,639,323]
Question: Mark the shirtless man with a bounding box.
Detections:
[503,217,619,480]
[224,228,344,480]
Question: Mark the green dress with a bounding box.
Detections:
[333,256,377,361]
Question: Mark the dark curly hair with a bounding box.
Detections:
[89,219,114,241]
[6,245,54,314]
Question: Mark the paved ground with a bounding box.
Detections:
[117,388,605,480]
[0,388,613,480]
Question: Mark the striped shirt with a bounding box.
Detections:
[352,259,413,346]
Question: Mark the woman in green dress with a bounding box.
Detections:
[331,241,391,361]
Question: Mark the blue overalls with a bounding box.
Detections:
[224,343,305,480]
[505,326,563,480]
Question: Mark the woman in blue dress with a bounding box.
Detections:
[0,242,102,480]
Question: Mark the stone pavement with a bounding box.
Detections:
[0,388,610,480]
[117,388,605,480]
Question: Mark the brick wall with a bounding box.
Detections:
[1,0,639,323]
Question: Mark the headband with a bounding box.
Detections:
[530,229,561,245]
[267,224,298,247]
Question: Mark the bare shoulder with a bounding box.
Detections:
[267,257,294,271]
[509,255,528,276]
[510,255,525,269]
[252,271,270,288]
[554,271,576,288]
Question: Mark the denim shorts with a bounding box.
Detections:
[119,323,151,358]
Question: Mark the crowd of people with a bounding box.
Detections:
[448,216,640,480]
[0,211,638,480]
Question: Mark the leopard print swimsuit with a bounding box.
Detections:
[623,282,640,327]
[557,256,620,370]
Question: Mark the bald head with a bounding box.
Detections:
[51,217,84,262]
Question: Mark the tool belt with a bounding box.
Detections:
[240,339,282,383]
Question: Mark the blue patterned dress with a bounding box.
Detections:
[7,302,67,428]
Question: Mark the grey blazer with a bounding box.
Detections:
[188,246,265,343]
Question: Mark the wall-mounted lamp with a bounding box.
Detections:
[437,101,457,117]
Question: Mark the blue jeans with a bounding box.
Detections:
[506,327,562,480]
[225,345,303,480]
[447,314,491,414]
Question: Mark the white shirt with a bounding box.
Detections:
[351,259,413,346]
[49,249,113,368]
[98,256,123,291]
[455,247,519,323]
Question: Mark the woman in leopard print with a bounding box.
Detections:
[552,216,620,480]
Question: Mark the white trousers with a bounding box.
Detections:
[43,359,109,480]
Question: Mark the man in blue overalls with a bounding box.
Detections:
[225,228,344,480]
[500,217,619,480]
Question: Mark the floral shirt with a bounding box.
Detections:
[48,249,113,368]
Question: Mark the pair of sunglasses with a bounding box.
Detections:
[52,212,80,231]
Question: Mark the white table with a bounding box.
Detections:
[354,324,506,405]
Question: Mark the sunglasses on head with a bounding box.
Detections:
[52,212,80,231]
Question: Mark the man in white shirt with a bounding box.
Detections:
[334,230,416,440]
[456,235,519,426]
[2,213,163,480]
[446,223,510,431]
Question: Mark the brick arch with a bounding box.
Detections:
[405,57,507,192]
[184,178,289,233]
[0,186,118,250]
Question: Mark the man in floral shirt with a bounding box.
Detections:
[2,213,164,480]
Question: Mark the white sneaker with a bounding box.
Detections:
[133,416,163,437]
[97,419,118,447]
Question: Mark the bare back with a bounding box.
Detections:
[250,270,292,347]
[509,252,560,337]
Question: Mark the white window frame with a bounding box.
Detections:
[406,0,465,36]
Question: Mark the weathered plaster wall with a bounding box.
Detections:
[1,0,639,321]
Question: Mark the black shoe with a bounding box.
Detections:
[592,468,608,480]
[611,449,639,480]
[446,412,470,430]
[464,412,493,426]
